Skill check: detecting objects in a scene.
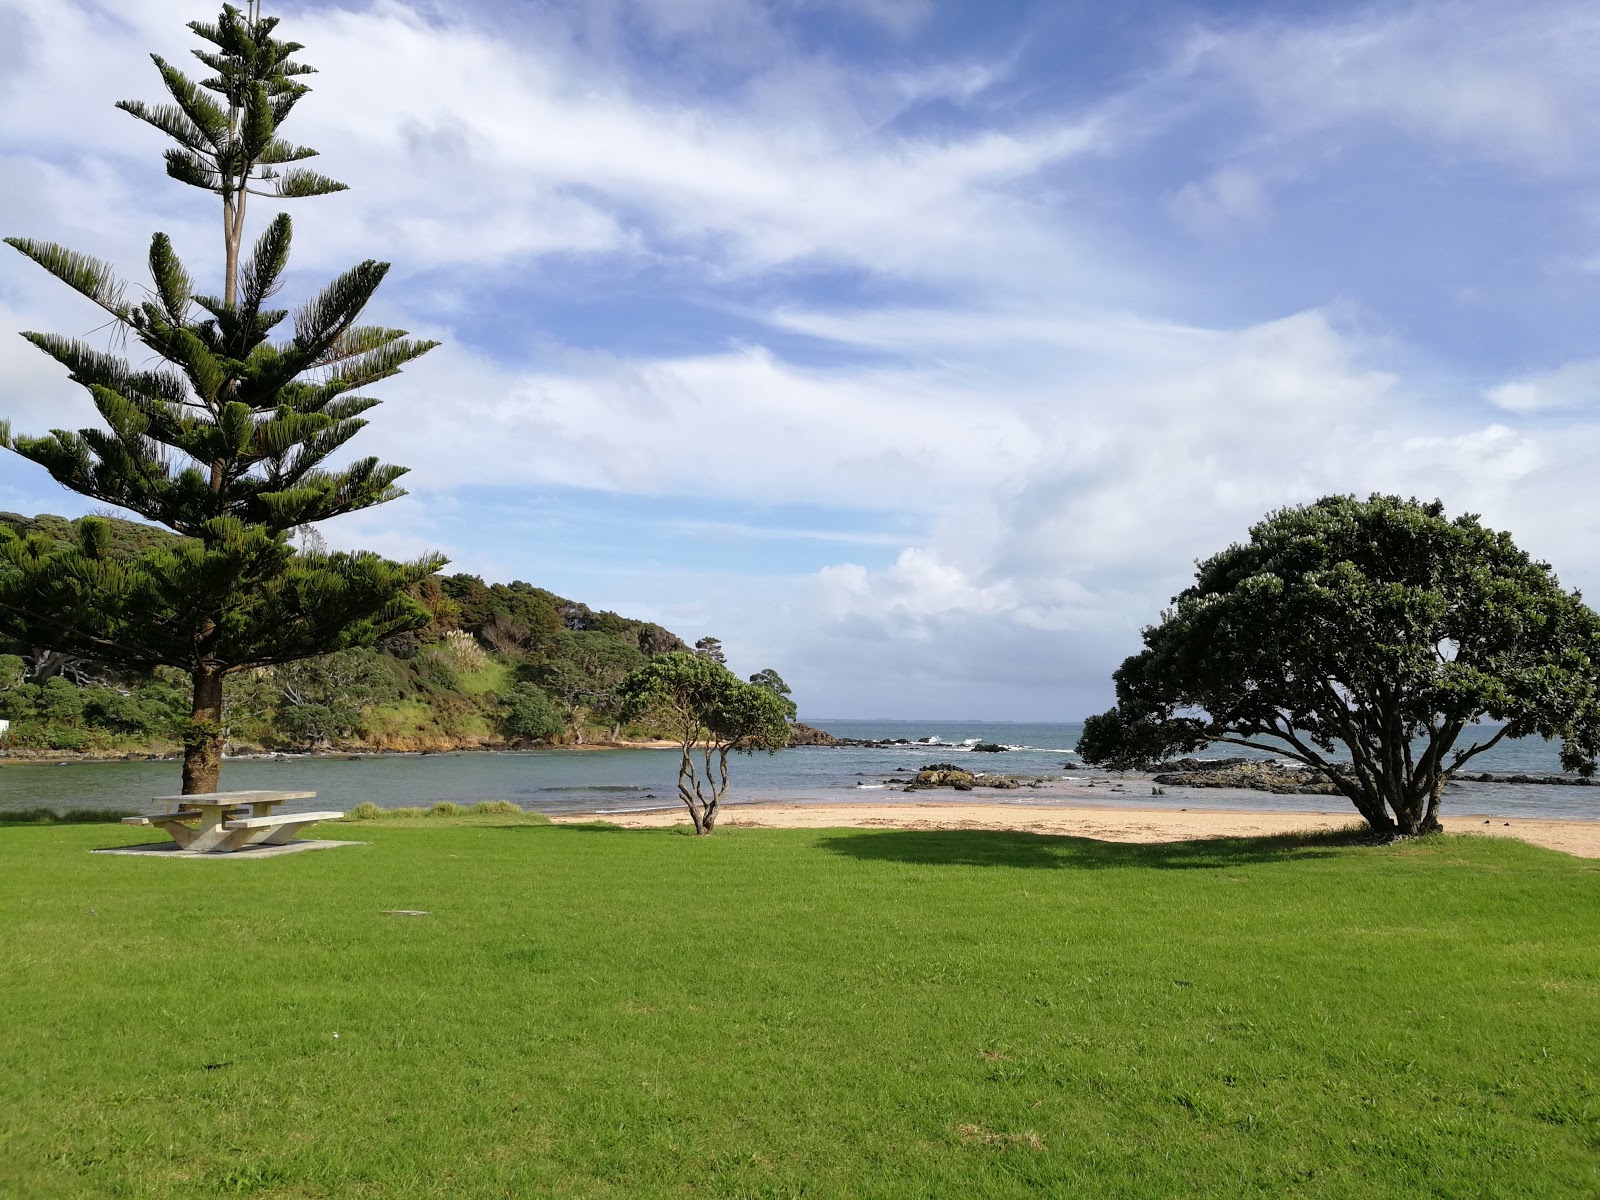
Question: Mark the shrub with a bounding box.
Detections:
[429,801,466,817]
[500,682,564,742]
[0,807,133,825]
[44,725,91,751]
[0,807,62,825]
[471,800,524,815]
[348,802,385,821]
[59,808,135,823]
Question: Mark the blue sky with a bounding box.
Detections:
[2,0,1598,718]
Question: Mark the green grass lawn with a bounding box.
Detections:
[2,817,1596,1198]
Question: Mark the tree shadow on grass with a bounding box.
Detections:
[816,826,1368,871]
[486,821,633,834]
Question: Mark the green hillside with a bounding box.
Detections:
[0,512,689,756]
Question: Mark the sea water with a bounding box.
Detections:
[2,719,1597,821]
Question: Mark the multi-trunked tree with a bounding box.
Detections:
[0,3,442,792]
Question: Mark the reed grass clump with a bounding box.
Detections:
[471,800,524,816]
[429,801,467,817]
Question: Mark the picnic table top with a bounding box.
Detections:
[150,790,318,805]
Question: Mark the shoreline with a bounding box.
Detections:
[0,740,682,766]
[554,798,1600,858]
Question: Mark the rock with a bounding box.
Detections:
[1151,760,1338,795]
[970,742,1009,753]
[785,723,839,747]
[910,766,978,790]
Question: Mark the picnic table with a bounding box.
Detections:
[121,790,344,854]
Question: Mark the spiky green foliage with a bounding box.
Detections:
[3,220,435,535]
[0,4,440,792]
[0,517,433,671]
[116,3,346,206]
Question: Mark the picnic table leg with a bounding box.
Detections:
[162,819,203,851]
[183,807,253,853]
[255,819,316,846]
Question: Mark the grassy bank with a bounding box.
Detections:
[2,819,1596,1197]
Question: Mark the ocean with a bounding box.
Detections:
[3,719,1598,821]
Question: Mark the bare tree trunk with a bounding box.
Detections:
[1336,777,1394,836]
[223,194,241,307]
[676,742,713,834]
[182,667,225,795]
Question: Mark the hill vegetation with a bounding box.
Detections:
[0,512,690,756]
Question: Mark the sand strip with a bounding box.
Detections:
[554,800,1600,858]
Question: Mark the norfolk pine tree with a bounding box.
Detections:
[0,3,442,792]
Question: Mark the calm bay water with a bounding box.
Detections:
[3,719,1598,821]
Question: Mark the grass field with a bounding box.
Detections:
[2,816,1597,1198]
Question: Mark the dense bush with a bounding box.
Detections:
[500,682,565,742]
[0,518,711,755]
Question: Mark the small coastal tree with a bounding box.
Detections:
[617,652,792,834]
[0,3,440,792]
[693,636,727,664]
[748,668,798,720]
[1078,495,1600,837]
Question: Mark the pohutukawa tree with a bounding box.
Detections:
[1077,495,1600,837]
[0,3,442,793]
[617,652,793,835]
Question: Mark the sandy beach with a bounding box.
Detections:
[555,799,1600,858]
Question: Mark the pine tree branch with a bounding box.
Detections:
[4,239,130,319]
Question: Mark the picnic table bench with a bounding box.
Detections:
[121,790,344,854]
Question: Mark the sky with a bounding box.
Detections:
[1,0,1598,720]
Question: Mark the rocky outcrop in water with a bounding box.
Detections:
[1151,758,1340,795]
[898,764,1038,792]
[786,723,839,747]
[1456,772,1594,786]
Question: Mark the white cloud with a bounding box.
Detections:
[1486,359,1600,414]
[1168,165,1268,232]
[1186,1,1599,175]
[6,0,1600,719]
[0,0,1100,299]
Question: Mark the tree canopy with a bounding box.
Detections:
[0,3,438,792]
[1077,495,1600,836]
[617,652,793,834]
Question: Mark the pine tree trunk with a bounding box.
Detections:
[182,667,225,795]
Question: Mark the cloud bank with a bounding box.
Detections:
[2,0,1599,718]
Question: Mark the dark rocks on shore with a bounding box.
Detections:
[905,766,977,791]
[969,742,1009,753]
[1147,757,1592,793]
[897,764,1037,793]
[786,723,840,747]
[1457,772,1594,786]
[786,725,952,750]
[1151,758,1340,795]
